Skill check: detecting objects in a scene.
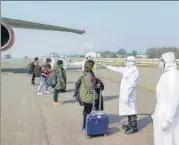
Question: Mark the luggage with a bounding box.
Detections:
[73,76,84,106]
[85,89,109,138]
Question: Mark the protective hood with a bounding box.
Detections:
[125,56,136,67]
[160,52,177,71]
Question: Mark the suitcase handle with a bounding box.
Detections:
[91,88,102,112]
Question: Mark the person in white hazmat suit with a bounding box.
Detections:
[152,52,179,145]
[99,56,140,134]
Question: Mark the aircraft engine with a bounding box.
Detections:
[1,22,15,52]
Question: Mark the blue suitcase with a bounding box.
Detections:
[85,89,109,138]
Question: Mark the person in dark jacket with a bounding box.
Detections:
[74,59,104,130]
[51,60,67,105]
[31,57,40,85]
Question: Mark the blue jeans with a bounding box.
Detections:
[37,76,49,93]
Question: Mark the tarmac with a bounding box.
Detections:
[1,63,161,145]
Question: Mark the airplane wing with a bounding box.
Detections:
[1,17,85,34]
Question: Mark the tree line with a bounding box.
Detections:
[100,47,179,59]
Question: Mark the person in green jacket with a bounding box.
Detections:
[79,59,104,130]
[51,60,67,105]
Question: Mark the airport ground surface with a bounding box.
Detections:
[1,60,162,145]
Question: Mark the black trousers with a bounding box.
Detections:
[53,89,60,102]
[83,103,93,129]
[82,96,104,129]
[127,115,138,128]
[31,74,36,84]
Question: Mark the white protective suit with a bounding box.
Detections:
[105,56,140,116]
[153,52,179,145]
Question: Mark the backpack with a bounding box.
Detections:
[79,72,97,104]
[27,63,34,74]
[33,66,42,77]
[74,74,105,106]
[48,71,56,87]
[73,76,84,106]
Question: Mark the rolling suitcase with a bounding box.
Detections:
[85,89,109,138]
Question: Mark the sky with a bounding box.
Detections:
[1,1,179,57]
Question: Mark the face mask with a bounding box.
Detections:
[125,61,135,67]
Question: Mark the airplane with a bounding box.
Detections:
[1,17,85,52]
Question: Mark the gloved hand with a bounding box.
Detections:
[151,113,155,119]
[161,120,171,131]
[98,62,107,68]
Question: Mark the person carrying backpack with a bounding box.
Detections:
[51,60,67,105]
[30,57,40,85]
[74,59,104,130]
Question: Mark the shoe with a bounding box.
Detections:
[125,127,138,134]
[53,102,60,105]
[122,124,129,130]
[44,91,50,94]
[37,92,43,95]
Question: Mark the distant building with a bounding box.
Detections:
[136,52,148,59]
[85,52,101,58]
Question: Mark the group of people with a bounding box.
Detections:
[101,52,178,145]
[77,52,179,145]
[30,57,67,105]
[29,52,178,145]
